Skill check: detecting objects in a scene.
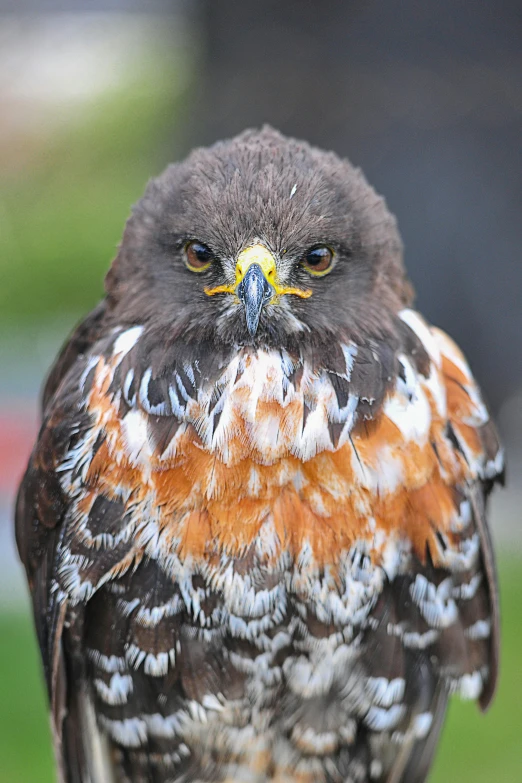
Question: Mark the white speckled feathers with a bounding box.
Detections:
[16,303,502,783]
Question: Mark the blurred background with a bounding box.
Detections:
[1,1,521,781]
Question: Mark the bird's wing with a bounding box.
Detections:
[42,300,107,411]
[366,312,504,782]
[388,482,499,783]
[15,303,118,783]
[427,322,502,712]
[392,682,448,783]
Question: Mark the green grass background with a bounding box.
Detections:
[0,50,188,330]
[1,557,520,782]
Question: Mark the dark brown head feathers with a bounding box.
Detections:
[106,127,413,348]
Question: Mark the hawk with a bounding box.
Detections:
[16,127,503,783]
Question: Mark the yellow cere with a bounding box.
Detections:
[204,243,312,300]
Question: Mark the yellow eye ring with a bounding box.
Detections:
[302,245,335,277]
[185,241,214,272]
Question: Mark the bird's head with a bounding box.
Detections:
[106,127,413,354]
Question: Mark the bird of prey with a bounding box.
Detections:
[16,127,503,783]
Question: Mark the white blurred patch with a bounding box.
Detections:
[113,326,143,359]
[384,381,431,443]
[121,409,152,466]
[399,309,441,366]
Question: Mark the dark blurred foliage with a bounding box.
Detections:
[190,0,522,412]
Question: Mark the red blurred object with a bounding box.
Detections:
[0,406,38,494]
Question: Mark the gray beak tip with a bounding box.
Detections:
[237,263,275,337]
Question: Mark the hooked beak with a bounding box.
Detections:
[204,243,312,337]
[237,263,275,336]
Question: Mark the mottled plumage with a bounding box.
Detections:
[16,128,503,783]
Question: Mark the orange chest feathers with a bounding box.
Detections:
[76,311,499,572]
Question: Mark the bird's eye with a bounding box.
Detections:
[185,241,214,272]
[302,246,334,276]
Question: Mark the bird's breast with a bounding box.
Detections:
[61,311,496,577]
